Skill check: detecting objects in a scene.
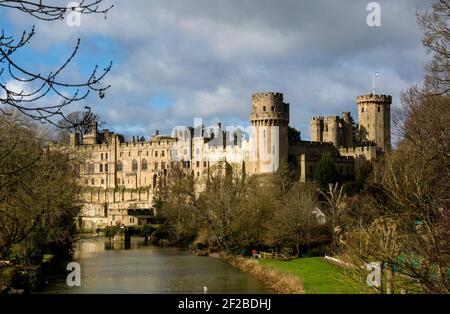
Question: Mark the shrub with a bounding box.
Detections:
[104,226,118,240]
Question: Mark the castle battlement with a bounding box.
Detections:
[357,94,392,104]
[252,92,284,100]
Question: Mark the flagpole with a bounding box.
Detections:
[372,72,376,94]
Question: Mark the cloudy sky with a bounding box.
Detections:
[1,0,434,140]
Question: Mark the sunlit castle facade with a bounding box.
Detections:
[50,92,391,230]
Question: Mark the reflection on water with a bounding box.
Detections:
[39,237,270,294]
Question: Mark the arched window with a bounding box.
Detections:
[132,160,138,171]
[105,164,108,173]
[99,164,103,172]
[116,161,123,172]
[141,159,148,170]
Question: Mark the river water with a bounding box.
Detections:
[39,237,270,294]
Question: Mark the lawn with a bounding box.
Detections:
[259,257,365,294]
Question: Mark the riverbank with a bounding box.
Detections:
[260,257,364,294]
[208,253,303,294]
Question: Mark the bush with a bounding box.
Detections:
[104,226,118,240]
[280,247,294,258]
[140,224,155,237]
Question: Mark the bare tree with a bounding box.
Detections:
[319,183,349,252]
[55,110,104,143]
[271,183,320,256]
[0,113,80,262]
[417,0,450,95]
[0,0,113,128]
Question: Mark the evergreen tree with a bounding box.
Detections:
[314,153,340,189]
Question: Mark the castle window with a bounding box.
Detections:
[162,151,165,157]
[99,164,103,172]
[271,106,275,111]
[155,151,158,157]
[161,162,166,169]
[101,153,104,160]
[116,161,123,172]
[87,163,94,174]
[132,160,138,171]
[91,179,95,185]
[101,179,105,185]
[204,161,207,167]
[105,153,108,160]
[197,172,200,177]
[141,159,148,171]
[105,164,108,172]
[128,151,131,157]
[263,106,266,112]
[197,161,200,168]
[155,162,159,170]
[378,107,381,112]
[146,151,149,157]
[362,107,365,113]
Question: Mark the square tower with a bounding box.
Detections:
[357,94,392,151]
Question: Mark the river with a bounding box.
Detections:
[38,237,270,294]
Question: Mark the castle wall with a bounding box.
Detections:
[299,154,355,183]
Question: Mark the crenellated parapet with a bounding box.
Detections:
[357,94,392,104]
[250,92,289,126]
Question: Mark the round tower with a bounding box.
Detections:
[357,94,391,151]
[249,92,289,174]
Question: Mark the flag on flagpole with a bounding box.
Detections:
[372,72,380,94]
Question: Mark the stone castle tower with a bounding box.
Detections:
[357,94,391,151]
[249,92,289,173]
[310,113,353,148]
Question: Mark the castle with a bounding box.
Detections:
[50,92,391,229]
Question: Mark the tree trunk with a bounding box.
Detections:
[386,264,394,294]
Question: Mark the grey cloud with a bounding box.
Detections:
[5,0,434,139]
